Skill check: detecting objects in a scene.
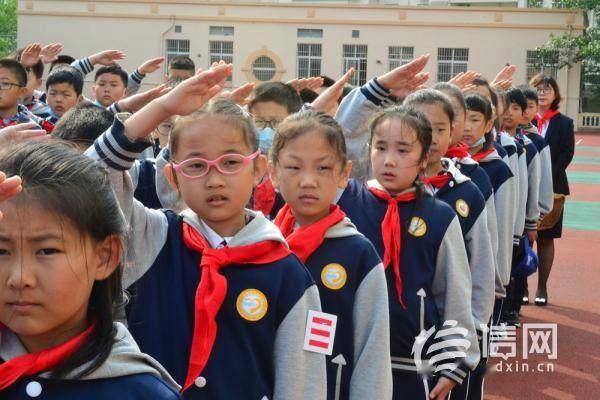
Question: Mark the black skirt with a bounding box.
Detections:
[538,208,564,239]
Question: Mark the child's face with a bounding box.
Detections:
[153,117,174,148]
[92,73,127,107]
[164,118,267,235]
[502,103,524,131]
[269,130,351,227]
[250,101,289,129]
[414,103,452,167]
[0,201,119,351]
[464,110,493,147]
[448,98,465,146]
[167,68,194,82]
[47,83,82,117]
[0,68,26,111]
[24,70,42,102]
[524,99,538,123]
[370,118,426,196]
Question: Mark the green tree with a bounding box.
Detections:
[0,0,18,57]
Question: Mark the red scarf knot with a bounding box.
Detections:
[471,148,495,163]
[422,172,452,190]
[274,204,346,263]
[367,186,417,309]
[534,109,560,135]
[444,142,470,160]
[181,222,291,392]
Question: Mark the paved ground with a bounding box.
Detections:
[485,133,600,399]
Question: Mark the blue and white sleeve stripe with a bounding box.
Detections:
[93,116,151,171]
[359,78,391,107]
[130,69,145,84]
[71,57,94,75]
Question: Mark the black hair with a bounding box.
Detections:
[46,66,84,96]
[519,85,539,104]
[465,93,494,150]
[433,82,466,114]
[170,98,258,157]
[403,88,455,125]
[94,64,128,86]
[472,77,498,110]
[249,82,303,115]
[299,88,319,104]
[168,55,195,72]
[320,75,335,88]
[0,58,27,87]
[0,140,125,379]
[270,109,347,168]
[506,87,527,112]
[529,74,562,110]
[52,101,114,147]
[50,55,76,72]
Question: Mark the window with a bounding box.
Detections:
[343,44,368,86]
[252,56,277,81]
[165,39,190,72]
[297,44,322,78]
[174,25,182,33]
[526,50,559,82]
[352,30,360,38]
[209,41,234,82]
[297,28,323,38]
[388,46,414,70]
[437,48,469,82]
[209,26,234,36]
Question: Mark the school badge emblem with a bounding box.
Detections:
[236,289,268,321]
[455,199,470,218]
[408,217,427,237]
[321,263,347,290]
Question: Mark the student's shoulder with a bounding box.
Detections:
[526,132,548,149]
[417,195,457,226]
[466,164,493,194]
[108,373,182,399]
[333,233,381,265]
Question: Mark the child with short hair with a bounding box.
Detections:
[92,64,129,108]
[337,105,478,400]
[166,56,196,81]
[269,109,392,400]
[0,141,181,399]
[86,65,327,399]
[45,66,85,124]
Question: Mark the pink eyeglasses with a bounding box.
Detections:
[171,150,261,178]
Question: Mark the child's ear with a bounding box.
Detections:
[77,95,84,104]
[123,87,129,97]
[485,119,494,133]
[253,154,268,186]
[267,162,279,189]
[338,160,352,189]
[93,235,122,281]
[18,86,28,99]
[163,163,180,192]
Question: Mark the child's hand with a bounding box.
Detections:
[377,54,430,99]
[492,64,517,87]
[118,84,172,113]
[449,70,481,89]
[311,68,354,115]
[19,43,42,67]
[157,64,232,116]
[220,82,255,106]
[429,376,456,400]
[0,172,22,214]
[138,57,165,75]
[492,79,513,91]
[0,122,49,147]
[527,229,538,244]
[287,77,324,93]
[89,50,126,66]
[40,43,64,64]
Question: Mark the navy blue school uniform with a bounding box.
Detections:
[132,159,163,209]
[0,323,181,400]
[337,179,478,399]
[493,140,508,159]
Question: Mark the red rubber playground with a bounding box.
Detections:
[485,132,600,399]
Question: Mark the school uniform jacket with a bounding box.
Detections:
[517,133,541,231]
[0,323,181,400]
[533,113,574,196]
[476,149,516,295]
[85,118,327,400]
[337,179,479,386]
[426,159,495,329]
[498,132,524,245]
[301,218,392,400]
[524,126,554,216]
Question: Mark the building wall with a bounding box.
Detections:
[18,0,584,123]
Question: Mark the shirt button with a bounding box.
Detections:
[449,181,455,188]
[195,376,207,388]
[26,381,42,397]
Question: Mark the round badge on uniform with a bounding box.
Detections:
[236,289,268,321]
[321,263,347,290]
[455,199,470,218]
[408,217,427,237]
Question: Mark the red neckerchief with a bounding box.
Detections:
[534,109,560,134]
[0,321,96,390]
[422,172,452,190]
[471,148,495,163]
[445,142,470,159]
[181,223,291,393]
[253,178,276,217]
[274,204,346,263]
[367,186,417,308]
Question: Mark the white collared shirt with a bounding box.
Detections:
[197,219,232,249]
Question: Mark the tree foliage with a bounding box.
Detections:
[0,0,17,57]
